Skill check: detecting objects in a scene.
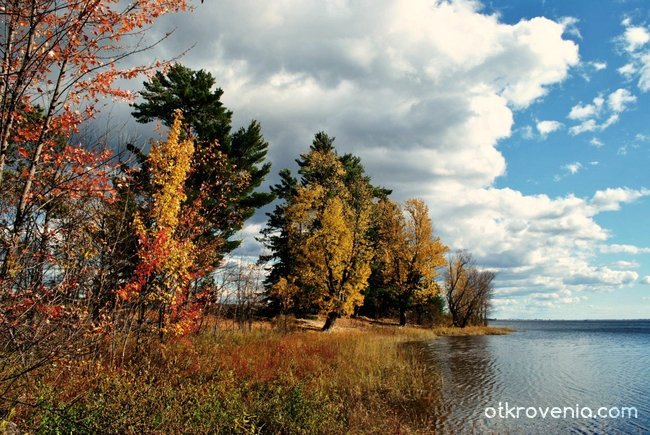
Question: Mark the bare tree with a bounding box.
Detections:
[213,258,266,331]
[444,251,495,327]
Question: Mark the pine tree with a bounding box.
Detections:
[132,64,273,258]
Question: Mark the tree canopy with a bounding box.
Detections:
[132,64,274,257]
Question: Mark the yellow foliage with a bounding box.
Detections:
[126,110,197,332]
[377,198,448,305]
[289,186,372,317]
[270,276,300,313]
[148,110,195,232]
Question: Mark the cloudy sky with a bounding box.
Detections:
[116,0,650,319]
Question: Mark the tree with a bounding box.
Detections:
[277,137,378,331]
[259,169,298,294]
[0,0,192,407]
[270,276,300,329]
[444,251,495,327]
[131,64,273,258]
[0,0,190,280]
[375,198,448,326]
[260,132,388,320]
[287,185,373,331]
[118,111,199,339]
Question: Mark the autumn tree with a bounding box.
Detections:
[270,136,379,331]
[0,0,192,409]
[260,132,388,320]
[444,251,496,327]
[117,111,202,339]
[375,198,448,326]
[287,185,373,331]
[270,276,300,329]
[0,0,191,281]
[131,64,273,259]
[259,169,298,297]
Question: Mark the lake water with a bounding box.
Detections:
[418,320,650,434]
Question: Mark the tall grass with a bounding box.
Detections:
[4,323,508,433]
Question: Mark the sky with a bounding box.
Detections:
[109,0,650,319]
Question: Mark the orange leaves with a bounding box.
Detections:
[1,0,192,164]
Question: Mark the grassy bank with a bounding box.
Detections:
[5,322,510,434]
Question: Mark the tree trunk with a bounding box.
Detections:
[322,311,338,331]
[399,304,407,326]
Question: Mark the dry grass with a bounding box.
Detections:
[4,318,509,433]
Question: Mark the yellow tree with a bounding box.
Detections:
[118,110,196,338]
[376,198,448,326]
[286,157,373,331]
[270,276,300,329]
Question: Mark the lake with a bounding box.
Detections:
[418,320,650,433]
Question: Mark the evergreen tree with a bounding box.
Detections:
[132,64,273,258]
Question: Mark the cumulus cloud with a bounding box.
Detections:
[616,21,650,92]
[520,125,535,140]
[599,244,650,254]
[132,0,650,317]
[591,61,607,70]
[568,89,634,135]
[590,187,650,212]
[568,96,604,120]
[607,88,636,112]
[642,276,650,285]
[589,137,604,148]
[536,120,563,136]
[564,162,582,174]
[622,25,650,52]
[578,60,607,81]
[618,63,637,77]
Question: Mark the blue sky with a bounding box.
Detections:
[484,0,650,318]
[127,0,650,319]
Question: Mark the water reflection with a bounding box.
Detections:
[420,336,499,431]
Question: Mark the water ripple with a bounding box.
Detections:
[419,320,650,433]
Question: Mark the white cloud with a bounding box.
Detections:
[616,22,650,92]
[607,88,636,112]
[590,187,650,212]
[622,26,650,52]
[536,120,563,136]
[590,138,604,147]
[642,276,650,285]
[611,260,639,269]
[579,60,607,81]
[639,52,650,92]
[148,0,650,317]
[568,89,633,135]
[591,61,607,70]
[618,63,637,77]
[564,162,582,174]
[599,244,650,254]
[521,125,534,140]
[568,96,603,120]
[569,119,598,135]
[560,17,582,39]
